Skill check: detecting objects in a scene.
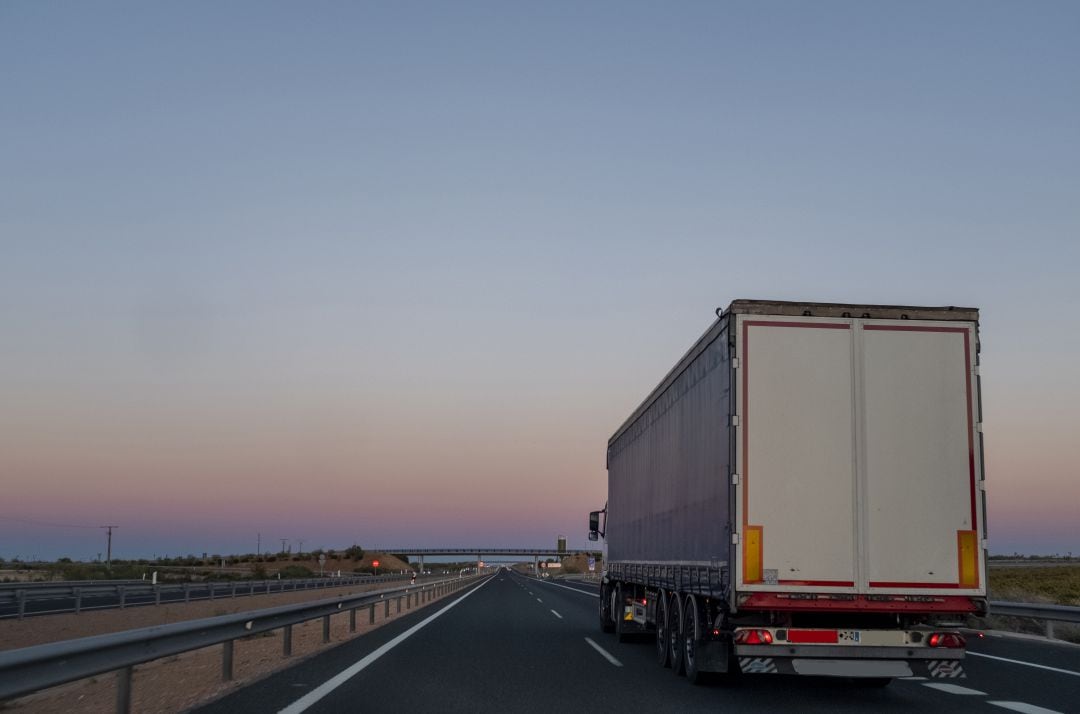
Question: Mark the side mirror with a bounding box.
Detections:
[588,532,598,542]
[588,511,600,532]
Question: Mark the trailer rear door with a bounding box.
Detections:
[734,315,984,595]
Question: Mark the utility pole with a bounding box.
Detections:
[257,532,261,557]
[298,539,305,557]
[280,538,287,555]
[100,525,118,569]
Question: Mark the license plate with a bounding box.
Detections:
[838,630,861,643]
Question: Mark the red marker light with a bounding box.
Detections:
[927,632,965,648]
[734,629,774,645]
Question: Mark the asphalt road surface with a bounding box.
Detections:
[198,569,1080,714]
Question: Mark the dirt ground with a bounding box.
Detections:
[1,577,469,713]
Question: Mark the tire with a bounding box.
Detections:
[670,592,686,676]
[656,589,671,668]
[614,582,631,643]
[599,581,614,633]
[683,594,710,685]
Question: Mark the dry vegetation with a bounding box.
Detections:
[980,564,1080,643]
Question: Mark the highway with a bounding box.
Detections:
[197,569,1080,714]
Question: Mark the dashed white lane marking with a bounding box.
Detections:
[921,683,986,695]
[537,579,600,598]
[536,598,542,603]
[278,577,492,714]
[967,651,1080,678]
[550,609,563,619]
[988,702,1064,714]
[584,637,623,667]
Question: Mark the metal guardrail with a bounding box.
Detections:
[0,573,489,712]
[989,600,1080,639]
[0,573,423,619]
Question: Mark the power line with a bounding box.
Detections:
[0,514,100,529]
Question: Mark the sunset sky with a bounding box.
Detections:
[2,1,1077,560]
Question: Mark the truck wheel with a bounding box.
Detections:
[614,583,630,643]
[670,592,686,676]
[655,589,671,667]
[683,594,709,685]
[599,582,614,633]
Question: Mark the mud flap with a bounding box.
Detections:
[695,639,733,673]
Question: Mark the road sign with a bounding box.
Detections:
[588,557,596,572]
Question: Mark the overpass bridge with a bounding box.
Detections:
[373,548,602,575]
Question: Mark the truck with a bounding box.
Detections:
[589,299,987,685]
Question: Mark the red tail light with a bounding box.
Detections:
[927,632,966,648]
[734,629,774,645]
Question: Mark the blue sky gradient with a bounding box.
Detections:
[2,1,1078,559]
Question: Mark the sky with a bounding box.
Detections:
[1,1,1077,560]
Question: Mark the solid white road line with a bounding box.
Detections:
[584,637,623,667]
[988,702,1064,714]
[538,579,600,598]
[921,683,987,695]
[278,577,492,714]
[966,651,1080,678]
[550,609,563,619]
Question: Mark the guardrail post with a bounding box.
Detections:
[250,583,255,596]
[323,614,331,643]
[119,586,126,609]
[384,600,389,617]
[283,624,293,656]
[232,583,237,598]
[209,583,215,601]
[116,666,133,714]
[17,590,26,619]
[1046,620,1055,639]
[74,587,82,614]
[370,603,376,624]
[184,584,191,603]
[396,597,401,614]
[406,593,411,610]
[222,640,234,681]
[349,607,357,632]
[154,586,161,606]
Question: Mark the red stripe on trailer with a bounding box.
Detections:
[739,593,982,614]
[778,580,855,587]
[788,629,839,644]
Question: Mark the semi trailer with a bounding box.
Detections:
[589,300,987,685]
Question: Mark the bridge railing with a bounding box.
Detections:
[0,573,489,713]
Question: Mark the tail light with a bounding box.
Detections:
[927,632,966,648]
[734,629,774,645]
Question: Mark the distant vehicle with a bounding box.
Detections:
[590,300,987,686]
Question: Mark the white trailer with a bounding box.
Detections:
[590,300,987,685]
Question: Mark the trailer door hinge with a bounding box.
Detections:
[732,357,740,369]
[731,473,740,486]
[732,533,740,545]
[976,423,983,433]
[731,415,741,427]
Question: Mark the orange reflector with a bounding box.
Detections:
[744,525,763,583]
[957,530,979,588]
